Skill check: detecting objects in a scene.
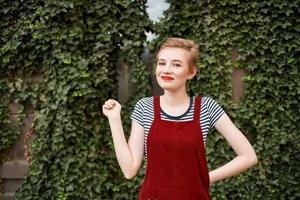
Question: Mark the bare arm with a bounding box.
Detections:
[102,99,144,179]
[209,113,258,185]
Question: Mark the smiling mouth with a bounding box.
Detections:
[161,76,174,80]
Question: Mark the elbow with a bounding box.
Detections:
[124,170,137,180]
[253,154,258,165]
[249,152,258,167]
[239,151,258,168]
[124,172,136,180]
[122,162,141,180]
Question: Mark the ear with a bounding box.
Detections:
[187,66,197,80]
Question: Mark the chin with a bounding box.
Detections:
[158,85,177,92]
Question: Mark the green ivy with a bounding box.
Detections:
[1,0,151,199]
[151,0,300,199]
[1,0,299,199]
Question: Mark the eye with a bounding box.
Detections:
[173,63,182,67]
[157,62,166,66]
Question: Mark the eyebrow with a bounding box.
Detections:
[172,59,183,63]
[158,59,183,63]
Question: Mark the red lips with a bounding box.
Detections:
[161,76,174,81]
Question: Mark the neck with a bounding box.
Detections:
[161,87,189,106]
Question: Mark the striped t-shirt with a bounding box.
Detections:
[130,96,225,166]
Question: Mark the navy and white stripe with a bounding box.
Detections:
[130,96,224,166]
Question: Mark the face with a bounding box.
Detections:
[156,47,196,92]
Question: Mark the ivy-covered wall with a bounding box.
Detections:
[151,0,300,199]
[1,0,150,199]
[1,0,299,199]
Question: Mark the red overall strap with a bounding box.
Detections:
[153,96,160,120]
[194,96,202,122]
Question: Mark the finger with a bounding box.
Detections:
[103,99,117,110]
[107,99,116,105]
[102,104,108,110]
[103,103,112,110]
[105,104,113,109]
[108,101,116,107]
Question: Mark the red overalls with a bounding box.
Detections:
[139,96,210,200]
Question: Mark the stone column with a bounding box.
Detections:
[231,48,245,102]
[0,73,43,200]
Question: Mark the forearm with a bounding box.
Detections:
[209,154,257,184]
[108,116,135,179]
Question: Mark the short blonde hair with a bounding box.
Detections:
[156,37,199,72]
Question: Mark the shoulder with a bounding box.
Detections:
[133,96,154,111]
[201,96,222,108]
[199,96,224,117]
[135,96,153,106]
[131,97,155,125]
[201,96,216,103]
[200,96,225,127]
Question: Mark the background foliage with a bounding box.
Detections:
[1,0,299,199]
[151,0,300,199]
[1,0,150,199]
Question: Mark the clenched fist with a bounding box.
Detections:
[102,99,121,119]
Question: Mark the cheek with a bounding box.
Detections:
[174,69,189,79]
[155,65,162,76]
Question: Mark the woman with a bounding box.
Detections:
[102,37,258,199]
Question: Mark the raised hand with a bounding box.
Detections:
[102,99,121,119]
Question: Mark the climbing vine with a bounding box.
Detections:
[1,0,151,199]
[1,0,299,199]
[151,0,300,199]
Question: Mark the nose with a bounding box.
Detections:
[163,63,172,73]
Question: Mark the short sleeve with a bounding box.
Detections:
[130,99,144,127]
[205,97,225,128]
